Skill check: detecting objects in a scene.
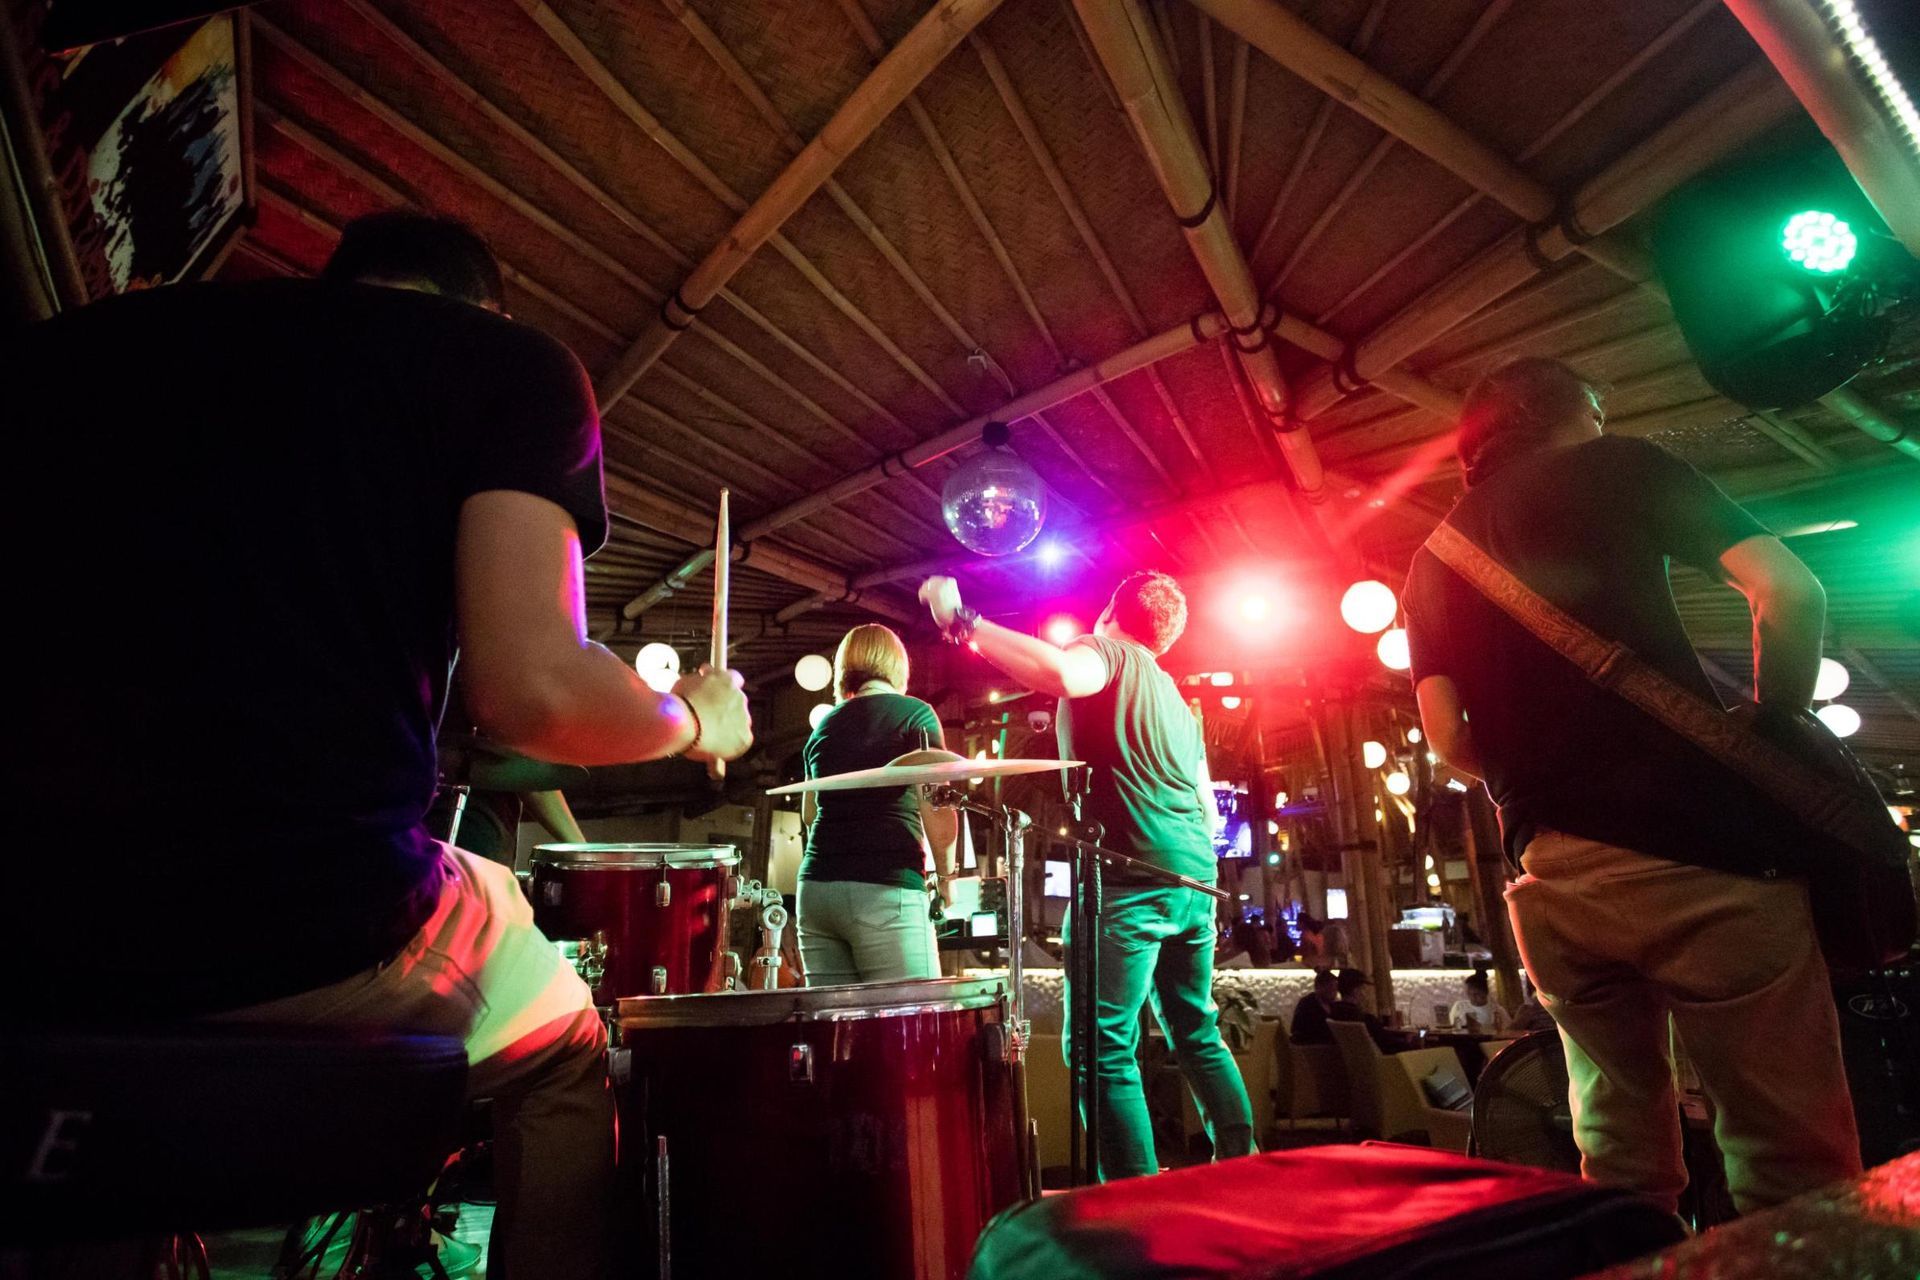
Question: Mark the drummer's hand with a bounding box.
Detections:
[919,575,963,629]
[672,664,753,762]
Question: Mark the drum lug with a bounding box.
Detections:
[652,966,670,995]
[788,1043,814,1084]
[655,881,672,908]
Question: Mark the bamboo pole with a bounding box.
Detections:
[1724,0,1920,257]
[589,0,1003,408]
[1462,789,1523,1011]
[1294,60,1796,420]
[1069,0,1324,497]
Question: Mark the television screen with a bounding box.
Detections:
[1211,784,1252,859]
[1042,860,1070,897]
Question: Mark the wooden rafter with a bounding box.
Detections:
[524,0,1003,409]
[1265,0,1519,297]
[1246,0,1387,272]
[659,0,1016,396]
[833,0,1066,370]
[1307,0,1723,326]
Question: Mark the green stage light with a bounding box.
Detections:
[1782,210,1857,273]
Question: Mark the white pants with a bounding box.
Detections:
[1507,830,1861,1215]
[796,878,939,985]
[211,845,612,1279]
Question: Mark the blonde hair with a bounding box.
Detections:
[834,624,910,700]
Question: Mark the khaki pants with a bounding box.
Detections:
[212,845,612,1279]
[1506,830,1860,1215]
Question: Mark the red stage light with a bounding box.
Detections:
[1044,615,1080,646]
[1238,593,1271,622]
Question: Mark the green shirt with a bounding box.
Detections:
[1056,634,1215,884]
[801,692,943,890]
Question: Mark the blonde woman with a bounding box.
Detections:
[797,624,959,984]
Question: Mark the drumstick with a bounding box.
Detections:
[708,488,729,783]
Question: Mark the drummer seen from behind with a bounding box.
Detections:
[919,571,1255,1180]
[797,624,961,984]
[13,211,753,1280]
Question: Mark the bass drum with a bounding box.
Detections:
[528,844,740,1003]
[614,977,1025,1280]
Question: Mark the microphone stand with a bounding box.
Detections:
[925,785,1039,1199]
[1057,766,1230,1186]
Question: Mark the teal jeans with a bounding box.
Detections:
[1063,884,1256,1180]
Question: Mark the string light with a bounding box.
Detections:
[1385,771,1412,796]
[1361,740,1388,769]
[1407,727,1422,744]
[635,642,682,693]
[1813,657,1851,702]
[808,703,832,730]
[1377,628,1411,672]
[1816,703,1862,738]
[1340,580,1398,634]
[1820,0,1920,153]
[1221,695,1243,710]
[794,653,833,692]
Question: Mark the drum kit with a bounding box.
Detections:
[527,753,1077,1280]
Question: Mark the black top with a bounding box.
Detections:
[1055,634,1215,885]
[11,280,606,1019]
[1404,436,1776,871]
[802,692,944,890]
[1290,993,1334,1046]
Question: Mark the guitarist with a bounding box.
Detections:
[1405,357,1860,1215]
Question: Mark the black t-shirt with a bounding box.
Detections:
[1404,436,1777,871]
[1055,635,1215,884]
[10,280,606,1019]
[802,692,943,889]
[1290,993,1334,1046]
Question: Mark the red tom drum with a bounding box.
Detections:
[614,977,1026,1280]
[528,843,739,1002]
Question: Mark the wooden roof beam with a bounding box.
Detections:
[1293,61,1797,420]
[553,0,1005,409]
[1310,0,1721,327]
[1189,0,1650,288]
[1069,0,1324,497]
[660,0,1016,397]
[833,0,1068,371]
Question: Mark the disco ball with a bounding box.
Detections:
[941,429,1047,557]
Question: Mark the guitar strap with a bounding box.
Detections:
[1421,521,1887,860]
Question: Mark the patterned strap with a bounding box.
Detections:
[1422,522,1881,858]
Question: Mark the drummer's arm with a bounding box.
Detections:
[456,491,745,765]
[523,788,584,844]
[967,621,1109,700]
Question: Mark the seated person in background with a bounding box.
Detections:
[1512,972,1556,1033]
[1289,968,1339,1045]
[797,623,959,984]
[1329,968,1416,1052]
[1449,969,1512,1033]
[12,212,754,1280]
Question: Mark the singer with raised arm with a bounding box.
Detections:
[919,571,1253,1180]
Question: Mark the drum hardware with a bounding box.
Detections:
[654,882,671,908]
[651,967,669,995]
[788,1043,814,1083]
[554,933,609,991]
[654,1135,671,1280]
[730,878,791,993]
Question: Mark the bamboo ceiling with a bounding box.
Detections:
[220,0,1920,769]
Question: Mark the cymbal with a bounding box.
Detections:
[768,756,1082,795]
